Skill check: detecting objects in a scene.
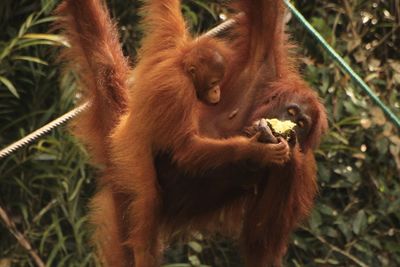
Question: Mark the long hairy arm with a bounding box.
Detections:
[56,0,130,164]
[230,0,284,71]
[139,0,189,58]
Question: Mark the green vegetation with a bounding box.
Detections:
[1,0,399,266]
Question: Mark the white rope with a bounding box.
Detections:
[0,103,89,159]
[0,18,237,159]
[203,17,237,37]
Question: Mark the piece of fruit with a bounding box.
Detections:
[265,118,296,140]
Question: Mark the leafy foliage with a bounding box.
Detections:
[287,1,400,266]
[0,0,399,266]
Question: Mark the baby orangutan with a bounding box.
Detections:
[184,44,226,104]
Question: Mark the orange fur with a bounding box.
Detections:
[55,0,131,264]
[56,0,327,266]
[55,0,129,166]
[109,1,290,266]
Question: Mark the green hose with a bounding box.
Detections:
[284,0,400,130]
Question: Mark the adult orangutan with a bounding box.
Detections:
[56,0,327,266]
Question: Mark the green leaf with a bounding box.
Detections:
[322,226,339,238]
[32,16,58,26]
[328,131,349,145]
[309,209,322,230]
[18,13,35,37]
[12,55,48,65]
[23,33,63,42]
[0,38,18,60]
[336,217,353,241]
[182,5,198,27]
[22,33,69,46]
[0,75,19,98]
[353,210,367,235]
[192,0,217,19]
[317,203,336,216]
[388,199,400,214]
[188,241,203,253]
[15,40,64,50]
[366,237,382,249]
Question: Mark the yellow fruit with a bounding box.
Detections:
[266,118,296,139]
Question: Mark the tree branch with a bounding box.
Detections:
[0,204,45,267]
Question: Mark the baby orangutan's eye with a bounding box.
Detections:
[209,80,219,88]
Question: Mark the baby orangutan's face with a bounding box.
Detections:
[188,50,226,105]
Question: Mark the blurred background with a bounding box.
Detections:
[0,0,399,266]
